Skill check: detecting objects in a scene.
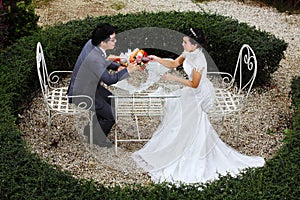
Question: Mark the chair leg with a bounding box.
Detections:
[235,111,241,145]
[115,126,118,154]
[89,112,94,146]
[47,111,52,146]
[135,115,141,140]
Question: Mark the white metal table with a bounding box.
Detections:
[109,91,180,153]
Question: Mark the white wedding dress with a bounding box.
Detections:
[132,48,265,184]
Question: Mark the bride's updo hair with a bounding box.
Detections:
[184,28,207,48]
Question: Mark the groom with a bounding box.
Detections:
[68,23,139,147]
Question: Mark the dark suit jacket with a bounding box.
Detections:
[68,39,129,110]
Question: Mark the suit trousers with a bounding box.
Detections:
[84,86,115,147]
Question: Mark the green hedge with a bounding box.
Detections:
[1,75,299,198]
[0,12,298,199]
[0,11,287,114]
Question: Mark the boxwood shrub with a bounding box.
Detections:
[0,11,288,115]
[0,11,297,199]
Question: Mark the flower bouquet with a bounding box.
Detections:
[114,49,150,70]
[129,49,150,70]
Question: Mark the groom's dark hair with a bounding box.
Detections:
[91,23,117,46]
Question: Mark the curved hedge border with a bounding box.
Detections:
[1,12,298,199]
[0,11,288,115]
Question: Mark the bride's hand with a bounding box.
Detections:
[148,55,159,62]
[198,67,205,73]
[162,73,175,81]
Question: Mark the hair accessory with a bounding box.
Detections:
[190,28,197,38]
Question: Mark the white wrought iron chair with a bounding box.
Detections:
[36,42,94,146]
[208,44,257,144]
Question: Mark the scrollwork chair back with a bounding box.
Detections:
[232,44,257,102]
[36,42,49,98]
[36,42,94,146]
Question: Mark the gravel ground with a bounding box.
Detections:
[19,0,300,186]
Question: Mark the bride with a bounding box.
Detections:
[132,28,265,184]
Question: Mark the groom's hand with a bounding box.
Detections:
[107,55,120,61]
[117,66,126,72]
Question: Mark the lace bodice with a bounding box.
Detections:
[182,48,207,81]
[182,48,215,113]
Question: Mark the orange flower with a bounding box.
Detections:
[129,49,148,63]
